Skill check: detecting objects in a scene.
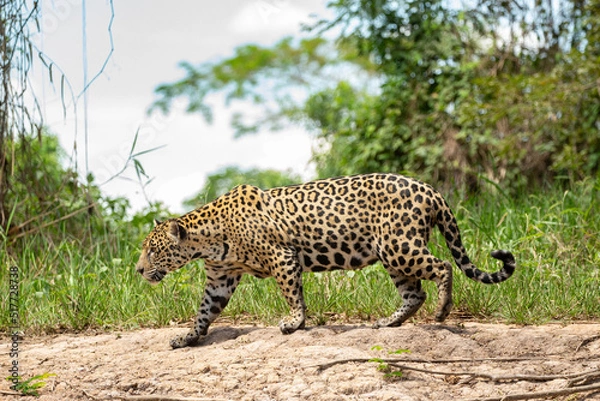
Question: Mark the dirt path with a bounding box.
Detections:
[2,322,600,401]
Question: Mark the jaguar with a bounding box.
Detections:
[135,173,515,348]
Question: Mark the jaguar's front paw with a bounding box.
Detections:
[372,317,402,329]
[278,317,305,335]
[170,331,200,349]
[434,306,451,322]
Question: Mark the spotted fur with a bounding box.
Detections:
[135,173,515,348]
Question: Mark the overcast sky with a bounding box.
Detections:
[32,0,332,213]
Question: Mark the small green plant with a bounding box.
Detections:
[388,348,411,355]
[369,346,411,379]
[6,373,56,396]
[368,358,405,379]
[370,345,411,355]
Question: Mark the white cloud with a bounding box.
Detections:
[228,1,313,36]
[155,170,209,213]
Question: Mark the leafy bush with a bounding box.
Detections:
[150,0,600,194]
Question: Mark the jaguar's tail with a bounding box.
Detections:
[436,199,515,284]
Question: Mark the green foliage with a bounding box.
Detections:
[1,1,45,231]
[2,134,101,248]
[388,349,411,355]
[447,177,600,323]
[0,133,183,332]
[0,226,206,332]
[368,358,405,379]
[0,133,161,264]
[309,0,600,191]
[150,37,357,137]
[183,166,302,209]
[456,62,600,188]
[6,373,56,396]
[151,0,600,194]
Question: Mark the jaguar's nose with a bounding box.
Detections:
[136,265,144,275]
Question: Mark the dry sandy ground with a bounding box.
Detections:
[2,321,600,401]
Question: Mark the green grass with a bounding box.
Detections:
[448,177,600,323]
[1,178,599,333]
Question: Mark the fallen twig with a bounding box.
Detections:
[465,382,600,401]
[80,393,226,401]
[82,389,100,400]
[312,356,548,372]
[107,396,226,401]
[314,356,600,400]
[0,389,21,396]
[575,334,600,353]
[567,369,600,387]
[385,364,600,383]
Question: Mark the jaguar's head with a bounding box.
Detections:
[135,219,189,283]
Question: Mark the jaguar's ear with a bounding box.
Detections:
[153,219,162,227]
[167,220,187,243]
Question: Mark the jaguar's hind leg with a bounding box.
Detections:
[408,251,454,322]
[373,274,426,328]
[271,247,306,335]
[430,259,453,322]
[374,248,455,328]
